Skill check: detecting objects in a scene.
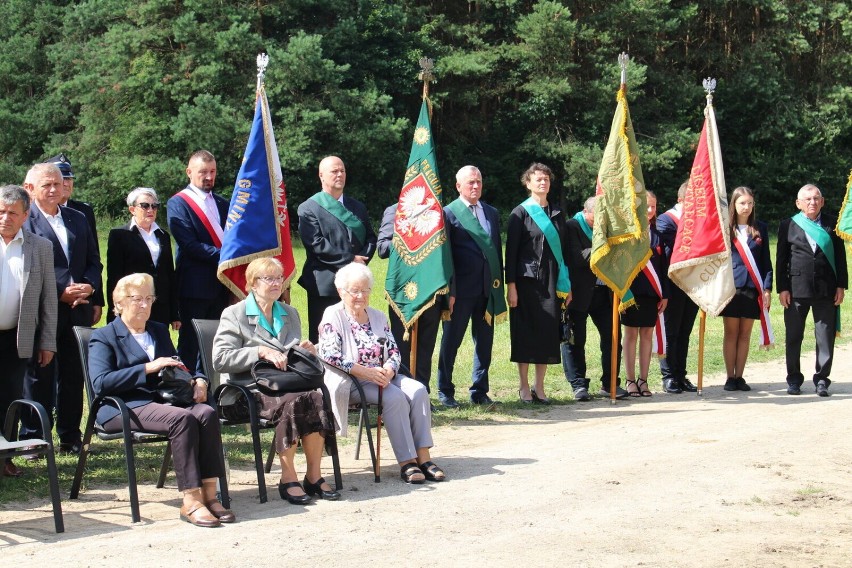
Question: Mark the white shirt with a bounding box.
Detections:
[130,330,156,361]
[131,219,162,265]
[36,203,71,264]
[0,229,25,330]
[185,184,224,242]
[459,196,491,234]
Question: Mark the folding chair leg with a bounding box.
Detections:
[45,446,65,533]
[249,422,267,504]
[70,413,97,499]
[121,423,142,523]
[156,441,172,488]
[327,432,343,491]
[361,406,378,477]
[355,408,365,460]
[218,445,231,509]
[264,434,275,473]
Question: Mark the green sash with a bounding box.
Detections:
[791,212,841,333]
[310,191,367,247]
[573,211,593,240]
[446,198,507,324]
[522,198,571,297]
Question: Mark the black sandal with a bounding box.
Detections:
[400,463,425,484]
[637,378,653,397]
[419,461,446,482]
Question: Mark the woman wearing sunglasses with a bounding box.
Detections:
[105,187,180,329]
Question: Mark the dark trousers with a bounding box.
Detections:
[306,293,341,344]
[21,305,87,444]
[177,296,227,374]
[437,295,493,399]
[0,329,28,438]
[784,297,837,387]
[563,286,622,389]
[389,302,442,392]
[659,285,699,382]
[103,402,224,491]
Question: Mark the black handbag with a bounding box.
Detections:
[156,358,196,406]
[251,346,324,396]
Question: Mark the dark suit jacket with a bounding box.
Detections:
[25,204,103,326]
[656,206,680,258]
[505,201,566,284]
[443,200,502,299]
[106,222,179,325]
[376,203,396,260]
[66,198,104,306]
[776,213,847,299]
[88,317,186,425]
[564,217,597,313]
[731,221,773,291]
[296,193,377,297]
[166,186,229,301]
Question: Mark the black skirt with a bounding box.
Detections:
[720,287,760,320]
[620,295,659,328]
[256,390,335,453]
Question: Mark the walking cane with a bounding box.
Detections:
[375,338,387,483]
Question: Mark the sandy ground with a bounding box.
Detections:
[2,344,851,568]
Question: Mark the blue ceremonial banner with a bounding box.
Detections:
[217,83,296,298]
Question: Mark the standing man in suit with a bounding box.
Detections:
[437,165,505,408]
[0,185,57,476]
[656,182,699,394]
[46,153,103,324]
[297,155,376,343]
[563,196,626,401]
[22,163,102,453]
[167,150,230,373]
[377,202,443,391]
[777,184,847,396]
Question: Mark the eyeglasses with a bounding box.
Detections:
[126,295,156,305]
[257,275,284,285]
[344,288,371,298]
[134,202,160,210]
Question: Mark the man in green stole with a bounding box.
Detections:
[297,156,377,342]
[776,184,847,396]
[437,166,506,407]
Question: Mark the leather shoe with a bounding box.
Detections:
[438,394,460,409]
[723,377,738,391]
[663,379,683,394]
[278,481,311,504]
[680,378,698,392]
[470,394,498,407]
[736,377,751,392]
[180,504,220,527]
[22,445,43,462]
[787,385,801,395]
[59,442,82,455]
[205,500,236,523]
[816,381,830,397]
[303,476,341,501]
[2,460,23,477]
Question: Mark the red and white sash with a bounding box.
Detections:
[663,206,681,226]
[733,230,774,348]
[177,190,224,248]
[641,261,667,357]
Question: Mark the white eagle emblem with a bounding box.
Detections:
[397,184,440,237]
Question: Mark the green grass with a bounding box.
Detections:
[3,223,851,504]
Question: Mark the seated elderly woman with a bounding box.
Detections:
[88,273,234,527]
[212,257,339,503]
[318,262,445,484]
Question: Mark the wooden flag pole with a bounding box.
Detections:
[697,310,706,396]
[610,291,619,403]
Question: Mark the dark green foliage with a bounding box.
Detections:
[0,0,849,223]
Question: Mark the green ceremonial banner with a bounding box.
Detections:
[835,169,852,242]
[385,99,453,334]
[590,86,651,307]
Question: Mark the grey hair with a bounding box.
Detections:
[334,262,374,292]
[583,196,597,213]
[455,165,482,183]
[0,185,30,210]
[24,163,62,185]
[797,184,822,200]
[126,187,159,207]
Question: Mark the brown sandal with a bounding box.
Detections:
[205,500,236,523]
[636,378,653,397]
[180,503,221,527]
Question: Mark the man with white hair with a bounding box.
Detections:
[776,184,846,396]
[437,165,505,408]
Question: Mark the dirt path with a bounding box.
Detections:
[2,345,851,567]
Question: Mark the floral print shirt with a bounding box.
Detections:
[318,312,401,374]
